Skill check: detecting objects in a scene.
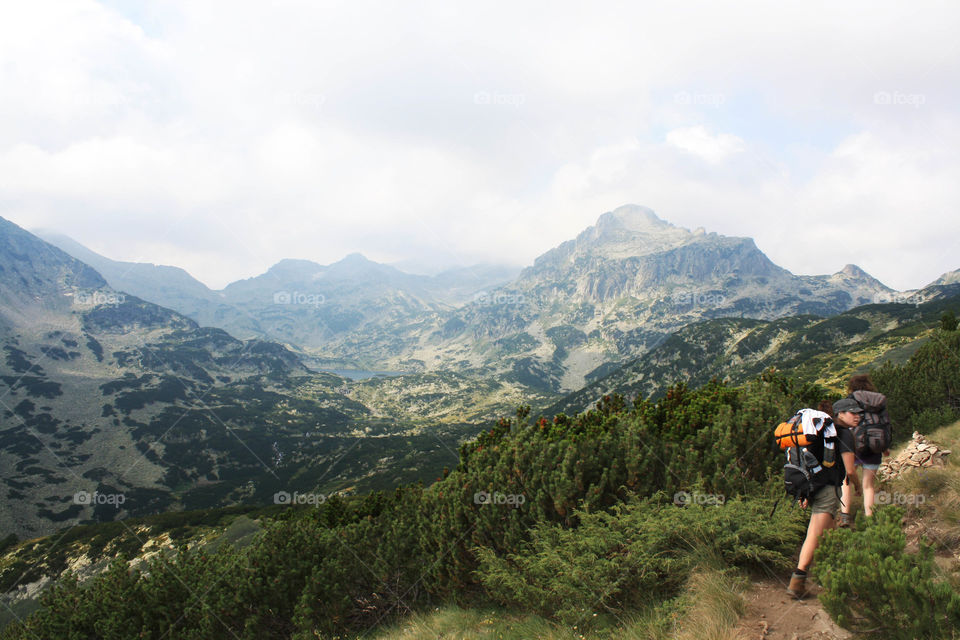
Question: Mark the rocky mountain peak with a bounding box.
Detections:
[932,269,960,286]
[530,205,698,271]
[0,217,106,303]
[839,264,869,278]
[340,252,372,264]
[826,263,890,293]
[594,204,671,233]
[579,205,692,254]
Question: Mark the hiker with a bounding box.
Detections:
[785,405,860,598]
[832,398,866,527]
[840,374,892,521]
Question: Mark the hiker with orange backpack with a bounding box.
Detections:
[776,406,860,598]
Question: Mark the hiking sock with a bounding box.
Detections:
[793,569,807,577]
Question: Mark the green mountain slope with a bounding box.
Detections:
[0,218,475,539]
[3,326,957,639]
[37,206,905,394]
[545,289,960,417]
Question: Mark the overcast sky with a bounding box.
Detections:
[1,1,958,290]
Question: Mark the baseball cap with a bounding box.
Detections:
[833,398,863,414]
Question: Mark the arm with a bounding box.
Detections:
[842,451,861,495]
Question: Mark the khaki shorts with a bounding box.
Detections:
[809,484,840,519]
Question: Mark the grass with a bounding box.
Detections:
[672,567,746,640]
[878,419,960,587]
[369,562,747,640]
[368,606,577,640]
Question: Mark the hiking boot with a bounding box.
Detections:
[786,571,808,599]
[838,512,853,528]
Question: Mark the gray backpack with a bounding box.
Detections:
[851,390,892,455]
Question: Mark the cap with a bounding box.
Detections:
[833,398,863,414]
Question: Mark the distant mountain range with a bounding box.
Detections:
[38,231,520,356]
[8,205,958,537]
[41,204,950,394]
[544,285,960,417]
[0,219,476,538]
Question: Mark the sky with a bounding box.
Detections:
[0,0,958,290]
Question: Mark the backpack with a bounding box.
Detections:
[775,410,839,500]
[850,390,892,455]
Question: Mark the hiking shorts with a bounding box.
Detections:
[809,485,839,519]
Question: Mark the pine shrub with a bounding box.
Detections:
[475,494,805,628]
[814,506,960,638]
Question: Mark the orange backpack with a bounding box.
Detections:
[774,414,815,449]
[775,410,838,501]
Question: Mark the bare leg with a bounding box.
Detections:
[840,473,857,515]
[798,512,835,571]
[863,468,877,516]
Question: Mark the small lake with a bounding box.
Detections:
[320,369,407,381]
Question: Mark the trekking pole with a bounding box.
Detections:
[768,495,782,518]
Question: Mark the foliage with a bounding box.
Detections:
[814,506,960,639]
[474,494,804,627]
[942,310,958,332]
[5,321,960,639]
[0,536,16,556]
[4,371,813,638]
[873,329,960,443]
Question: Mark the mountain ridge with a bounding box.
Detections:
[33,205,951,394]
[1,217,477,539]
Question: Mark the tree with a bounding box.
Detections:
[941,309,958,332]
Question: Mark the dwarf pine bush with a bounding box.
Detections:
[475,494,806,628]
[814,506,960,639]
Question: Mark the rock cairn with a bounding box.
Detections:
[878,431,952,481]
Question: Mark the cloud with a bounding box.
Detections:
[0,0,957,290]
[666,126,746,163]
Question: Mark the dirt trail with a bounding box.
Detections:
[735,578,851,640]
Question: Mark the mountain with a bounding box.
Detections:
[382,205,895,391]
[0,219,474,539]
[36,231,264,339]
[930,268,960,287]
[513,205,889,312]
[545,291,960,417]
[41,235,520,365]
[34,206,927,395]
[219,254,444,358]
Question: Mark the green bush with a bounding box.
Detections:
[475,494,806,627]
[8,333,959,639]
[942,310,958,332]
[814,506,960,638]
[0,535,17,555]
[873,329,960,442]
